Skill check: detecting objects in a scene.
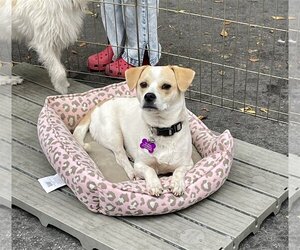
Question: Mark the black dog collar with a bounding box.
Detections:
[153,122,183,137]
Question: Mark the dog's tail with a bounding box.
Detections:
[73,108,94,152]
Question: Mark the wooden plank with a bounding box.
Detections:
[289,154,300,177]
[13,135,234,250]
[0,115,11,142]
[13,63,92,94]
[177,200,255,247]
[209,181,276,226]
[12,116,41,151]
[233,139,288,177]
[13,142,54,177]
[13,80,57,105]
[228,161,288,202]
[122,215,233,250]
[0,139,11,170]
[289,154,300,207]
[12,169,179,250]
[12,95,42,123]
[0,85,12,98]
[0,87,11,118]
[0,167,11,207]
[289,176,300,208]
[289,175,300,197]
[0,90,11,171]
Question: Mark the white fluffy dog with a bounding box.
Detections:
[0,0,88,94]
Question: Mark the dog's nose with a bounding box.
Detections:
[144,93,156,102]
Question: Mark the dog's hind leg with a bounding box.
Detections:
[113,148,136,180]
[0,39,23,85]
[34,45,69,94]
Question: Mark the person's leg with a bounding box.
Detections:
[87,0,126,71]
[145,0,161,66]
[104,0,161,78]
[101,0,126,59]
[122,0,161,66]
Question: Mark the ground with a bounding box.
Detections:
[0,206,11,249]
[10,0,290,249]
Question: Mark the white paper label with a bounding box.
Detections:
[38,174,66,193]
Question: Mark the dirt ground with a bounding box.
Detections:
[11,0,290,249]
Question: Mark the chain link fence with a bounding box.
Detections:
[12,0,290,123]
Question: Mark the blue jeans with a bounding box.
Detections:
[101,0,161,66]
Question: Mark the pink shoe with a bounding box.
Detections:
[105,58,133,78]
[87,46,113,71]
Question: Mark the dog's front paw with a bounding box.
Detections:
[147,179,163,197]
[0,75,23,85]
[170,178,185,196]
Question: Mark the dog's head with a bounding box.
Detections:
[125,66,195,111]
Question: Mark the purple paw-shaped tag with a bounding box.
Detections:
[140,138,156,154]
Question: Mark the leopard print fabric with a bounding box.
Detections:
[37,82,234,216]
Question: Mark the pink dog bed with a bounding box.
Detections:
[37,82,234,216]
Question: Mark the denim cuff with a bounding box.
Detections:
[122,49,161,67]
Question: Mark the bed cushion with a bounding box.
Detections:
[37,82,234,216]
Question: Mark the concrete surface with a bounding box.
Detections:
[0,206,11,250]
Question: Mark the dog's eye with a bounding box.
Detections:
[161,83,171,90]
[140,82,148,88]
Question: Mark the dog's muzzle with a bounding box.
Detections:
[143,93,157,109]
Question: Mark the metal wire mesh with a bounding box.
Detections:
[12,0,291,123]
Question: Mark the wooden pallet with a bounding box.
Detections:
[0,85,11,208]
[12,63,289,250]
[289,154,300,207]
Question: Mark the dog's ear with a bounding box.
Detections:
[170,66,195,92]
[125,66,148,90]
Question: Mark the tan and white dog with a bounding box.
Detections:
[73,66,195,196]
[0,0,87,93]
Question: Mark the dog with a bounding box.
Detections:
[0,0,88,94]
[73,65,195,196]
